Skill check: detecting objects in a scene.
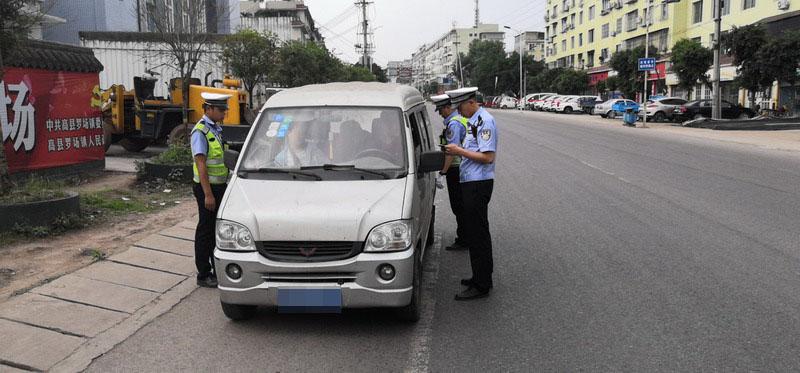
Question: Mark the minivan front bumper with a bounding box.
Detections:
[214,247,415,308]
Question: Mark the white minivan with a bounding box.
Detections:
[215,83,443,321]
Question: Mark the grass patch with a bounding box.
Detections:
[0,178,68,205]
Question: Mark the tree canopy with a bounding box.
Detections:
[220,29,278,107]
[670,39,713,96]
[609,45,659,99]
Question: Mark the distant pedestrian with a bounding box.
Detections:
[431,94,469,251]
[191,92,231,288]
[443,87,498,301]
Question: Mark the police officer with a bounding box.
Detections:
[430,94,469,251]
[443,87,498,300]
[191,92,231,288]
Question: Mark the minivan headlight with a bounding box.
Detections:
[216,220,256,252]
[364,220,412,252]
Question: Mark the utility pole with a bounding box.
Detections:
[712,0,722,119]
[454,39,464,88]
[475,0,480,28]
[356,0,373,73]
[642,0,651,128]
[505,26,524,101]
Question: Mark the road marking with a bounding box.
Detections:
[407,232,443,373]
[580,160,616,176]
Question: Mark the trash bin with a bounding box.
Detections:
[623,108,637,127]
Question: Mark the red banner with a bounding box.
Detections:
[2,67,105,174]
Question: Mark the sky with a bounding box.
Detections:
[303,0,548,66]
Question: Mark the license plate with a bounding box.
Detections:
[277,288,342,314]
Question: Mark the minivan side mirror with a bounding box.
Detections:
[418,151,445,173]
[224,149,240,170]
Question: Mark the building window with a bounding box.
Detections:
[562,40,567,51]
[743,0,755,8]
[571,14,576,26]
[692,36,701,44]
[589,5,595,19]
[602,0,611,10]
[693,1,703,23]
[602,23,609,38]
[588,29,595,43]
[616,44,621,52]
[579,33,583,46]
[626,10,639,31]
[600,48,609,63]
[580,11,584,24]
[571,36,575,48]
[562,18,568,32]
[661,3,669,20]
[554,5,558,14]
[587,50,595,67]
[616,18,622,33]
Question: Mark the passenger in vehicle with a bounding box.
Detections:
[273,120,328,167]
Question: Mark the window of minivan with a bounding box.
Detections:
[239,107,408,179]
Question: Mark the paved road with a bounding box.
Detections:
[105,144,167,173]
[87,110,800,372]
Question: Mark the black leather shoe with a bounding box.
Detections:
[461,278,493,288]
[455,286,490,301]
[445,242,468,251]
[197,276,218,288]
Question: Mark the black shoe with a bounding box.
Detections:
[445,242,468,251]
[454,286,490,301]
[460,278,493,288]
[197,275,218,288]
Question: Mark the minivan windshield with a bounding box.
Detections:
[240,107,407,173]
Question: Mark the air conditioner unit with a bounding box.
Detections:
[601,8,610,15]
[778,0,790,9]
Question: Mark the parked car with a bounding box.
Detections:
[579,96,604,114]
[498,95,518,109]
[543,95,564,111]
[555,96,582,113]
[534,94,556,111]
[215,83,443,321]
[611,99,640,118]
[594,98,636,119]
[483,96,496,108]
[527,93,556,110]
[638,97,687,122]
[673,99,757,121]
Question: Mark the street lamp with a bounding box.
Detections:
[504,26,524,100]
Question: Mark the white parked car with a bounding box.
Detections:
[534,94,556,110]
[555,96,582,114]
[498,96,518,109]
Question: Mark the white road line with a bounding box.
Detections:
[407,232,443,373]
[580,160,616,176]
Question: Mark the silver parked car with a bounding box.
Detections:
[638,97,688,122]
[593,99,625,118]
[215,83,443,321]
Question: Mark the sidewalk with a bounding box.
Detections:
[0,218,200,372]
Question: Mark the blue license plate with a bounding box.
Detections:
[277,288,342,314]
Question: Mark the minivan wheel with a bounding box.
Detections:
[221,301,257,321]
[396,250,422,322]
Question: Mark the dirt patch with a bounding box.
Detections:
[0,172,197,302]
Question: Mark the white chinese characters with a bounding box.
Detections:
[1,80,36,152]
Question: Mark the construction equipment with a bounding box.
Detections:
[100,75,251,152]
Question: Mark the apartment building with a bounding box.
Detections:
[239,0,323,43]
[544,0,800,105]
[410,24,504,91]
[515,32,547,61]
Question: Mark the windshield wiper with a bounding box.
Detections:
[302,164,391,179]
[239,167,322,181]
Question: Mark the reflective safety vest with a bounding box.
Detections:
[192,121,229,184]
[440,115,469,166]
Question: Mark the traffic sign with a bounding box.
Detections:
[638,58,656,71]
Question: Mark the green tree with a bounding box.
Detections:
[272,41,344,87]
[670,39,713,100]
[757,31,800,90]
[463,40,508,95]
[342,64,376,82]
[528,67,563,93]
[554,69,590,94]
[724,25,769,106]
[595,80,608,96]
[609,45,659,99]
[220,29,278,107]
[355,62,388,83]
[605,76,620,93]
[1,0,45,193]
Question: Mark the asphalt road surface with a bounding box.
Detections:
[87,109,800,372]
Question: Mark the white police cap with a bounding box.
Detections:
[201,92,232,109]
[430,94,452,110]
[445,87,479,105]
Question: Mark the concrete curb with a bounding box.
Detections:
[0,219,199,372]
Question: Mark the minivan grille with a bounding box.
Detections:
[256,241,362,262]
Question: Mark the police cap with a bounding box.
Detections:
[445,87,479,105]
[430,94,452,110]
[201,92,231,109]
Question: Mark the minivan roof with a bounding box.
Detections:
[264,82,425,110]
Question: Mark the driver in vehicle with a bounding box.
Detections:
[273,120,329,167]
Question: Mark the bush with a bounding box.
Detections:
[0,178,67,205]
[150,144,194,166]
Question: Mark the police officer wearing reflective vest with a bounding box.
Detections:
[431,94,469,251]
[191,92,231,288]
[443,87,498,300]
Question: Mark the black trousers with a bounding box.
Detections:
[461,179,494,290]
[445,166,466,245]
[193,182,227,278]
